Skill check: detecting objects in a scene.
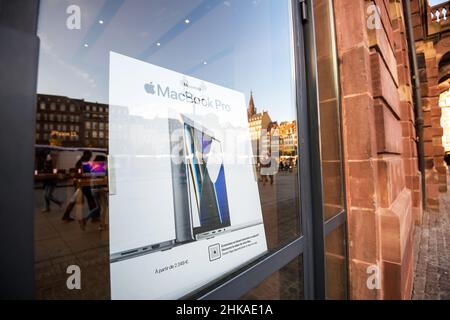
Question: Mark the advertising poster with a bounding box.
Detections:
[108,52,267,299]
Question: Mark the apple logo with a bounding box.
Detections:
[144,82,155,94]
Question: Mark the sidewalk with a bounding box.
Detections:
[412,175,450,300]
[34,186,110,299]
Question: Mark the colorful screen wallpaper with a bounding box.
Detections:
[82,161,107,175]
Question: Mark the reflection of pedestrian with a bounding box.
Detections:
[79,155,107,230]
[261,174,274,186]
[287,158,293,173]
[62,151,100,223]
[260,155,274,186]
[42,151,62,212]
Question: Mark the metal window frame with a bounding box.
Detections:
[0,0,40,299]
[328,0,349,300]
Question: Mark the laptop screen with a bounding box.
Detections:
[183,123,230,235]
[81,161,106,177]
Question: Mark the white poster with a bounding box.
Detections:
[108,52,267,299]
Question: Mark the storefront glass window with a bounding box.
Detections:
[35,0,301,299]
[241,256,304,300]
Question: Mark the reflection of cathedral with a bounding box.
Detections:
[247,92,273,163]
[247,92,297,159]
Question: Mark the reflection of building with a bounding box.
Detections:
[36,94,108,148]
[247,92,298,160]
[109,105,174,157]
[439,89,450,152]
[278,121,298,157]
[247,92,272,162]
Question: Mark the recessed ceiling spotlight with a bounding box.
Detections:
[99,20,104,24]
[157,42,161,46]
[84,43,89,48]
[185,19,190,24]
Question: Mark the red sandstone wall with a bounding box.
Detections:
[411,0,448,207]
[333,0,418,300]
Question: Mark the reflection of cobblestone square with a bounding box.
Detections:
[34,187,110,299]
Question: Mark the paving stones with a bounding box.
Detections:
[412,175,450,300]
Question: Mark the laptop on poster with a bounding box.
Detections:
[180,115,263,241]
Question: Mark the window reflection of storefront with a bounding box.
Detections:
[30,0,334,301]
[34,94,111,299]
[247,93,298,166]
[36,94,109,148]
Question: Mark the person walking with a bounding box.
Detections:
[42,151,62,212]
[78,154,107,230]
[260,154,274,186]
[62,150,100,223]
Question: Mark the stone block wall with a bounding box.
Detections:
[333,0,418,299]
[411,0,449,209]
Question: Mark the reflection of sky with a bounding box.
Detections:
[429,0,446,6]
[37,0,296,122]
